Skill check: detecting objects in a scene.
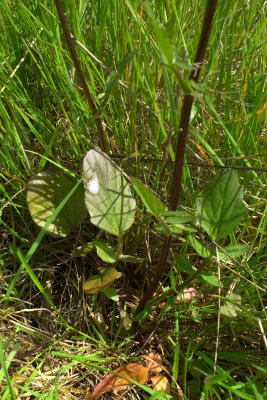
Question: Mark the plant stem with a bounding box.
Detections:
[53,0,107,153]
[134,0,218,319]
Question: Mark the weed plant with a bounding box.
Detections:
[0,0,266,399]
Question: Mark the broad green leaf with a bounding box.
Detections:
[200,272,220,287]
[73,243,94,257]
[133,300,154,322]
[83,150,136,236]
[196,170,247,241]
[174,254,194,276]
[189,235,211,258]
[216,244,249,261]
[221,293,241,321]
[119,255,144,263]
[92,239,117,263]
[83,267,122,294]
[131,177,166,219]
[103,286,119,301]
[26,172,88,238]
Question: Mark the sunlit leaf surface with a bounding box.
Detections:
[196,170,247,241]
[83,267,122,294]
[26,172,87,238]
[83,149,136,236]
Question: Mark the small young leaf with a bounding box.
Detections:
[83,149,136,236]
[83,267,122,294]
[131,177,166,219]
[133,299,154,321]
[26,172,87,238]
[155,224,175,234]
[200,272,221,287]
[221,292,242,321]
[189,235,211,258]
[73,243,94,257]
[196,170,247,241]
[119,255,144,263]
[103,286,119,301]
[92,239,117,263]
[216,244,248,261]
[174,254,194,276]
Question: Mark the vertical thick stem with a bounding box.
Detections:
[54,0,107,153]
[134,0,218,319]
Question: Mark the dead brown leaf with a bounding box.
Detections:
[144,351,163,374]
[87,363,149,399]
[151,375,170,394]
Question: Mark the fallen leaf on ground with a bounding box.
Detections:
[151,375,170,394]
[87,363,149,399]
[144,351,163,374]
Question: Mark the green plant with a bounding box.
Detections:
[1,0,266,398]
[26,144,255,319]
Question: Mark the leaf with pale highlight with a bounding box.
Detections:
[26,172,87,238]
[83,267,122,294]
[83,149,136,236]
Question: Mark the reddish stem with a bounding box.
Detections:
[134,0,218,320]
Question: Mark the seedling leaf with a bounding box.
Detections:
[92,239,117,263]
[83,267,122,294]
[83,149,136,236]
[216,244,248,261]
[189,235,211,258]
[103,286,119,301]
[73,243,94,257]
[119,255,144,263]
[196,170,247,240]
[131,177,166,219]
[200,272,220,287]
[174,254,194,276]
[221,292,242,321]
[26,172,87,238]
